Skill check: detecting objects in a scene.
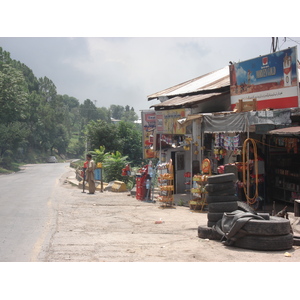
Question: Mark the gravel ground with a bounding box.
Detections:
[41,167,300,262]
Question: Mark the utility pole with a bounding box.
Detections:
[271,37,279,53]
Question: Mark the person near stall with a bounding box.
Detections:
[86,153,96,194]
[248,144,265,206]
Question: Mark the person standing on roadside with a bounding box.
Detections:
[86,154,96,194]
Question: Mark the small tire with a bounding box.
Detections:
[233,234,293,251]
[207,173,235,184]
[207,212,224,222]
[208,201,238,213]
[198,225,223,240]
[206,195,239,204]
[205,182,235,193]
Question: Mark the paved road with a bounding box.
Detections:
[0,163,69,261]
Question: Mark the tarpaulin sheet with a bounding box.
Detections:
[202,109,291,133]
[247,109,291,126]
[203,113,247,133]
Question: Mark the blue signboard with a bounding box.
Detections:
[94,168,102,180]
[230,46,299,109]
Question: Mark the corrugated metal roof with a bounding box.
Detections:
[148,66,230,100]
[150,92,225,108]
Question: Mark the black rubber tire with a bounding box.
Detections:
[237,201,257,214]
[207,221,217,227]
[207,187,236,196]
[207,212,224,222]
[293,236,300,246]
[257,213,270,220]
[241,216,291,236]
[198,225,223,240]
[205,182,234,193]
[207,173,236,184]
[208,201,238,213]
[206,195,239,204]
[233,234,293,251]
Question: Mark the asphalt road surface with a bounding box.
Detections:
[0,163,69,262]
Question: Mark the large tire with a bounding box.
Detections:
[208,201,238,213]
[207,187,236,196]
[198,225,223,240]
[207,212,224,222]
[207,173,236,184]
[233,234,293,251]
[206,195,239,204]
[205,182,235,193]
[241,216,291,236]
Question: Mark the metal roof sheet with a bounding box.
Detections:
[148,66,230,100]
[150,92,225,108]
[268,126,300,135]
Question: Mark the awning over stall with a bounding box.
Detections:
[203,112,247,133]
[202,109,292,133]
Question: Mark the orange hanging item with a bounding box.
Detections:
[202,158,211,175]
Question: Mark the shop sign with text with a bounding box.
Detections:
[230,46,299,109]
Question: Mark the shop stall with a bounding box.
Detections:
[200,108,293,208]
[266,126,300,204]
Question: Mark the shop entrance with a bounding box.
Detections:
[171,151,185,194]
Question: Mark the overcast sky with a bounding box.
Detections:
[1,3,300,115]
[1,37,299,114]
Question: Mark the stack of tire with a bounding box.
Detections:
[205,173,238,228]
[198,172,294,250]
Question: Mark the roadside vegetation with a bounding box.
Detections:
[0,46,144,174]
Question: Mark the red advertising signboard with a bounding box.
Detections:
[230,46,299,110]
[141,110,156,159]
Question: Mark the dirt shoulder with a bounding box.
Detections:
[41,168,300,262]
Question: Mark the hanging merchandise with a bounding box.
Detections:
[202,158,211,175]
[214,148,227,161]
[285,138,298,154]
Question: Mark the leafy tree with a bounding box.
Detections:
[86,119,121,153]
[0,63,29,125]
[97,107,111,123]
[117,121,142,164]
[0,122,29,157]
[38,76,57,103]
[109,104,124,120]
[90,146,106,163]
[102,151,130,183]
[80,99,100,125]
[121,107,138,122]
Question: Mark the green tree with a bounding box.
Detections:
[90,146,106,163]
[80,99,100,126]
[109,104,124,120]
[102,151,130,183]
[0,122,29,158]
[117,121,142,164]
[0,63,29,125]
[86,119,121,153]
[38,76,57,103]
[97,107,111,123]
